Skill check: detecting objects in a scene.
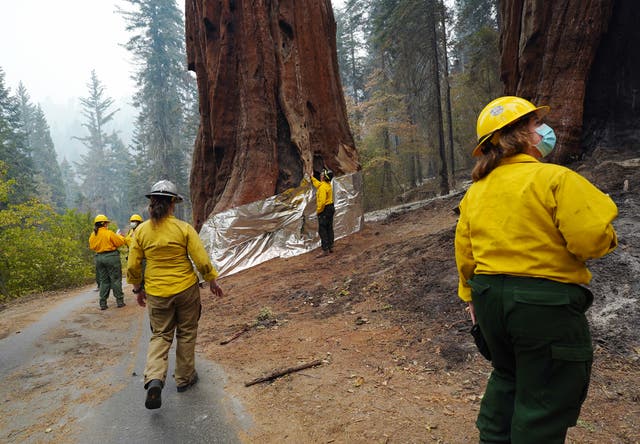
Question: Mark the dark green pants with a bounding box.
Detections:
[469,274,593,444]
[95,251,124,307]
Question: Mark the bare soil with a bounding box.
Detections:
[1,151,639,443]
[197,150,640,443]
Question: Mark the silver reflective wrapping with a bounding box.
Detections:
[199,172,364,278]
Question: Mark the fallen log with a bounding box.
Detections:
[245,359,324,387]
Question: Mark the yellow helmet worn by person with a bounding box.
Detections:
[94,214,110,224]
[473,96,549,157]
[130,214,143,223]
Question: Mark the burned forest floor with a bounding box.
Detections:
[199,148,640,443]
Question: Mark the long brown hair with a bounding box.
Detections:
[148,195,173,222]
[471,116,533,182]
[93,222,106,235]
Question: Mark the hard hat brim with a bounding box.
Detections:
[472,105,550,157]
[145,191,184,203]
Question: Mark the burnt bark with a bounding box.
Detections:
[186,0,359,230]
[499,0,614,163]
[582,0,640,155]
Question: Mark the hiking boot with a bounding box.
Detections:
[316,250,329,258]
[117,301,126,308]
[177,371,199,393]
[145,379,163,409]
[100,305,108,311]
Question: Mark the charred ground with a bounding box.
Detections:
[197,149,640,443]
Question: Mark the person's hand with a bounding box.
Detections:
[136,290,147,307]
[465,301,476,324]
[303,173,311,182]
[209,280,224,297]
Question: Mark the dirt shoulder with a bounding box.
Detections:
[199,161,640,443]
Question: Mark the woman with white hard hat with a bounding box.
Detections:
[127,180,224,410]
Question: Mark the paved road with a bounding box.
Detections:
[0,286,248,443]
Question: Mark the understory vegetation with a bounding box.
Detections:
[0,163,96,300]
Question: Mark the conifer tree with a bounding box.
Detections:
[74,70,125,220]
[0,68,36,206]
[16,84,66,211]
[120,0,197,221]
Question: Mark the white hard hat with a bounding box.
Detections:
[145,180,184,202]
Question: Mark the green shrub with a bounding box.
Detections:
[0,192,95,300]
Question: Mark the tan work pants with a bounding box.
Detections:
[144,283,201,387]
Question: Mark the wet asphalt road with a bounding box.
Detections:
[0,285,247,443]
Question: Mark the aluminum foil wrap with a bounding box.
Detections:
[199,172,363,278]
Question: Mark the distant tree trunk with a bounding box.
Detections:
[185,0,360,230]
[427,0,449,196]
[439,2,455,189]
[499,0,614,163]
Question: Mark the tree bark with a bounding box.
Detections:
[499,0,614,163]
[186,0,359,230]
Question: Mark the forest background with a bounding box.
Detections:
[0,0,499,299]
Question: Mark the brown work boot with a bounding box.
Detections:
[177,371,199,393]
[145,379,163,409]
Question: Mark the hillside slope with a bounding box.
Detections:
[200,150,640,443]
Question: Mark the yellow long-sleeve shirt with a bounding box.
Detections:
[455,154,618,302]
[89,227,126,253]
[126,216,218,297]
[311,176,334,214]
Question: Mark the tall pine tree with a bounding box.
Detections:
[120,0,197,221]
[0,68,36,206]
[16,84,66,211]
[74,70,127,222]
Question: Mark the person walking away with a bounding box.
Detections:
[455,96,618,443]
[310,168,335,257]
[127,180,224,410]
[88,214,127,310]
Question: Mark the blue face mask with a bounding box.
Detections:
[535,123,556,157]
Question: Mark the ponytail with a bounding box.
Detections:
[149,195,172,222]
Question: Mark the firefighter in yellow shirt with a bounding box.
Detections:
[310,168,335,257]
[455,96,618,443]
[127,180,224,410]
[88,214,126,310]
[124,213,143,246]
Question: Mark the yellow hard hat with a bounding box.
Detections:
[94,214,110,224]
[472,96,549,156]
[130,214,143,222]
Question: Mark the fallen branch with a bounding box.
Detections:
[245,359,324,387]
[219,325,250,345]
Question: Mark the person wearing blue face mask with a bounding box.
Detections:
[455,96,618,443]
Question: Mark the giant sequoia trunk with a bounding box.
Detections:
[499,0,639,163]
[185,0,359,230]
